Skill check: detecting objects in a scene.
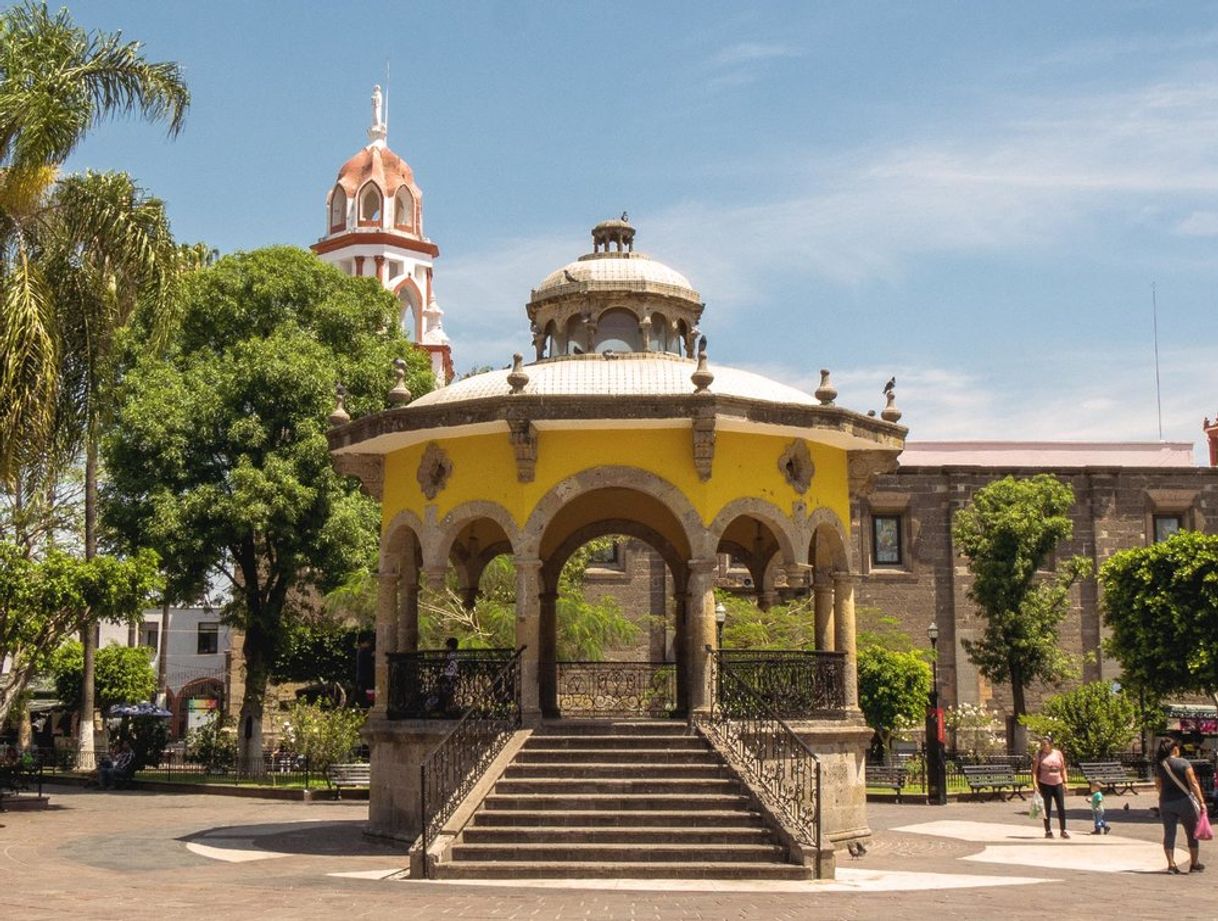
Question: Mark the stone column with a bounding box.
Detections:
[833,572,860,711]
[374,571,399,717]
[814,573,835,652]
[685,558,718,715]
[397,579,419,653]
[514,557,543,723]
[539,590,558,717]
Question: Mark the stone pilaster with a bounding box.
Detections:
[514,557,543,722]
[814,575,835,652]
[833,572,860,712]
[375,572,399,717]
[685,558,718,715]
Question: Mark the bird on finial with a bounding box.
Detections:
[621,211,629,222]
[883,376,896,396]
[698,335,707,357]
[563,269,578,283]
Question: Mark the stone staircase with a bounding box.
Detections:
[431,719,811,880]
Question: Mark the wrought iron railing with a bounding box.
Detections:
[699,647,821,852]
[555,661,677,717]
[418,647,524,873]
[387,648,515,719]
[715,649,846,719]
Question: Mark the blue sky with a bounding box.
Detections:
[64,2,1218,457]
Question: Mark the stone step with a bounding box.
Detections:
[433,861,813,881]
[514,747,719,765]
[470,809,766,828]
[493,777,741,796]
[482,792,751,812]
[504,762,727,780]
[450,842,787,864]
[461,825,774,845]
[521,734,708,750]
[534,720,690,736]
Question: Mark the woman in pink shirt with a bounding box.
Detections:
[1034,737,1070,838]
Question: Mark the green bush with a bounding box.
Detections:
[1020,681,1137,762]
[186,712,237,771]
[279,702,366,770]
[116,714,169,771]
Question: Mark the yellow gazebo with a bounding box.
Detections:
[328,218,905,875]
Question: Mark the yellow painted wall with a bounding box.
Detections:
[381,426,850,538]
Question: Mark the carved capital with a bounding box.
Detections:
[333,453,384,499]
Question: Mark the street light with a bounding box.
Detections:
[925,621,947,805]
[715,601,727,648]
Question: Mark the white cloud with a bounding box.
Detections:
[712,42,800,67]
[1175,210,1218,236]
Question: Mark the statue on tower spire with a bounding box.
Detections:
[368,84,387,145]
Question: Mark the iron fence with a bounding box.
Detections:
[715,650,846,719]
[555,661,677,717]
[387,648,515,719]
[699,647,821,852]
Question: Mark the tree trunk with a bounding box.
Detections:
[1009,662,1028,754]
[237,624,268,772]
[157,596,170,703]
[76,436,98,762]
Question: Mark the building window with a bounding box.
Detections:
[394,185,415,228]
[359,183,382,223]
[587,540,623,569]
[141,622,159,652]
[328,185,346,231]
[197,622,219,655]
[872,515,903,566]
[1153,514,1183,543]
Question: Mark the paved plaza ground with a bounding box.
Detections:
[2,784,1214,921]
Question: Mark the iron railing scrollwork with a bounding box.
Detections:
[698,646,821,852]
[556,661,676,717]
[715,649,846,719]
[387,648,514,719]
[418,646,524,872]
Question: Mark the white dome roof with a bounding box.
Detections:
[533,254,699,300]
[409,355,815,408]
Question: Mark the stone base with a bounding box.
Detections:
[788,715,874,851]
[362,717,456,842]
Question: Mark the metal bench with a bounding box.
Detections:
[866,765,910,802]
[326,762,371,799]
[960,763,1028,801]
[1078,761,1140,796]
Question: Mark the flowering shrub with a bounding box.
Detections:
[945,702,1004,756]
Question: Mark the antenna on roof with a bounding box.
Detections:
[384,59,389,134]
[1152,282,1164,442]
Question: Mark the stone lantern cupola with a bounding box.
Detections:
[527,218,705,361]
[311,85,453,384]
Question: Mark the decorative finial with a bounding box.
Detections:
[507,353,529,394]
[389,358,412,405]
[815,369,837,406]
[328,383,350,426]
[691,338,714,394]
[881,389,902,423]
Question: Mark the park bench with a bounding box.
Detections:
[326,762,371,799]
[1078,762,1140,796]
[866,765,910,802]
[960,763,1028,801]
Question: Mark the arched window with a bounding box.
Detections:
[359,183,382,224]
[649,312,669,352]
[595,308,641,353]
[544,320,563,358]
[398,285,421,340]
[565,315,587,355]
[675,320,689,357]
[329,185,347,232]
[394,185,415,229]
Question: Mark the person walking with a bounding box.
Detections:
[1088,781,1111,835]
[1034,737,1070,839]
[1155,737,1206,874]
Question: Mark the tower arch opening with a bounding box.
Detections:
[359,182,383,225]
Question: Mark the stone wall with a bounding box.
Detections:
[852,465,1218,721]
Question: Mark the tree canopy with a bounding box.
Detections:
[1020,680,1137,762]
[952,474,1091,719]
[51,639,157,713]
[857,645,932,754]
[1101,530,1218,709]
[103,246,433,760]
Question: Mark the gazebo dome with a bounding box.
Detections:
[533,254,698,302]
[334,144,419,201]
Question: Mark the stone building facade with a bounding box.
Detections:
[851,441,1218,725]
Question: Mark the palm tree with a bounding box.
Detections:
[0,3,188,760]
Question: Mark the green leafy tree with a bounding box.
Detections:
[1020,681,1137,762]
[50,640,157,712]
[186,711,236,771]
[0,540,160,724]
[952,474,1092,724]
[1101,531,1218,710]
[719,593,816,650]
[857,645,932,754]
[103,246,433,764]
[273,618,363,687]
[279,701,366,770]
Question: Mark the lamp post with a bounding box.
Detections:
[926,621,947,805]
[715,601,727,649]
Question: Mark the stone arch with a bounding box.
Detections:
[708,497,800,567]
[328,184,347,233]
[806,507,850,574]
[519,466,706,562]
[540,518,689,594]
[394,276,424,341]
[358,181,383,225]
[380,509,426,576]
[433,500,520,608]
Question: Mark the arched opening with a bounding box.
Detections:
[543,319,562,358]
[394,185,415,229]
[715,513,785,610]
[649,312,669,352]
[594,307,641,353]
[565,314,587,355]
[328,185,347,233]
[675,319,690,357]
[174,677,224,741]
[396,279,422,341]
[359,183,383,225]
